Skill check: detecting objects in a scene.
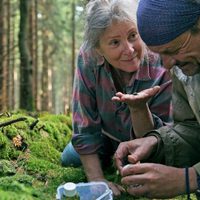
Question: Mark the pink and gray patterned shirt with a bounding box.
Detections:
[72,45,173,155]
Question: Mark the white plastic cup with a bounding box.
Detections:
[63,182,77,197]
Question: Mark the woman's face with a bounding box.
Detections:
[96,21,145,72]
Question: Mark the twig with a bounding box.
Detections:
[29,119,39,130]
[0,117,27,128]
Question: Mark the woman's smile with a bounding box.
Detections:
[96,21,145,73]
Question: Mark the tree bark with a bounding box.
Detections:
[0,0,8,112]
[18,0,33,111]
[0,0,4,111]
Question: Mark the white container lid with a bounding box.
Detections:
[63,182,77,197]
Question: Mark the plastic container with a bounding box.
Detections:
[56,181,113,200]
[63,182,77,197]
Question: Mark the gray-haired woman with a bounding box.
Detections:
[61,0,172,196]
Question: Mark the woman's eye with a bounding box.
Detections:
[109,40,119,46]
[129,33,138,41]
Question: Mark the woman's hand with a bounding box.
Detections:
[107,181,126,196]
[80,154,125,196]
[112,86,160,137]
[95,178,125,197]
[112,86,160,110]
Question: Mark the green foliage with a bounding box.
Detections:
[29,141,61,164]
[0,111,79,200]
[0,111,196,200]
[0,160,16,176]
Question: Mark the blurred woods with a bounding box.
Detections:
[0,0,86,114]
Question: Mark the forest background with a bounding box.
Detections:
[0,0,87,114]
[0,0,193,199]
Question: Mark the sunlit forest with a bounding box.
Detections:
[0,0,86,114]
[0,0,196,199]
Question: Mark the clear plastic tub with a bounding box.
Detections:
[56,181,113,200]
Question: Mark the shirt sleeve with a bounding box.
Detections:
[71,48,103,155]
[147,61,173,129]
[146,121,200,167]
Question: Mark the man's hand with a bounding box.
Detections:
[114,136,158,173]
[120,163,197,199]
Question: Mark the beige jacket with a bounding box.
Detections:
[149,66,200,173]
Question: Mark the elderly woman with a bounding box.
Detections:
[61,0,172,196]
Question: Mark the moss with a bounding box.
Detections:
[0,132,8,147]
[0,111,192,200]
[0,175,45,200]
[0,111,78,199]
[33,120,72,151]
[0,160,16,176]
[29,141,61,164]
[0,135,13,159]
[2,126,19,139]
[0,190,38,200]
[24,156,85,182]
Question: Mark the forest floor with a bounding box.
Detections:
[0,111,196,200]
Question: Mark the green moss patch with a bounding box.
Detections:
[0,111,196,200]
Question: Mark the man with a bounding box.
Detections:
[114,0,200,199]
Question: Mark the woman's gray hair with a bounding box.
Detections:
[83,0,138,51]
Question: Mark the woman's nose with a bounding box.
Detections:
[123,41,134,55]
[161,55,176,69]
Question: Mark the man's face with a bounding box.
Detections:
[149,30,200,76]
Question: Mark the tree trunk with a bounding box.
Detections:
[34,0,39,110]
[18,0,33,111]
[71,1,75,83]
[10,0,16,109]
[7,0,13,109]
[29,0,39,111]
[41,29,50,111]
[0,0,8,112]
[0,0,4,111]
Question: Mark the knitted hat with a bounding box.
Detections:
[137,0,200,46]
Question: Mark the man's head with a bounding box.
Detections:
[137,0,200,76]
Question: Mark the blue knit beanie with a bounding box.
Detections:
[137,0,200,46]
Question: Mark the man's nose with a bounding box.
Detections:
[161,55,176,69]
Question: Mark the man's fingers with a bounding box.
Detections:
[121,163,151,177]
[114,143,132,172]
[127,154,139,164]
[126,184,150,198]
[114,151,126,171]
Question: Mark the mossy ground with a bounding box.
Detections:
[0,111,196,200]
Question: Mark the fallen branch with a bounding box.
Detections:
[29,119,39,130]
[0,117,27,128]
